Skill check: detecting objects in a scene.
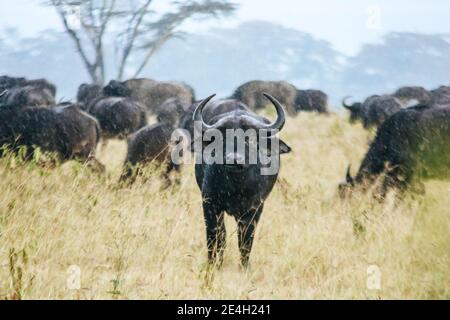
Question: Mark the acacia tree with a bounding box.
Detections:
[47,0,236,85]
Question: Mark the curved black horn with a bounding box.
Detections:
[342,96,353,110]
[193,94,216,130]
[346,165,354,185]
[261,92,286,131]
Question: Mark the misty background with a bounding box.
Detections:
[1,1,450,107]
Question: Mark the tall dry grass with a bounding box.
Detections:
[0,113,448,299]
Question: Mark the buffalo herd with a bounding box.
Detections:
[1,74,449,268]
[232,80,329,115]
[340,104,450,198]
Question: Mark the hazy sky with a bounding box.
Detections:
[1,0,449,55]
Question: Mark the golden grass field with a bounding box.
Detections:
[0,113,448,299]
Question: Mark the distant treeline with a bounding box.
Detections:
[1,21,449,107]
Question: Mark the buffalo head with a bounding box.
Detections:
[342,96,365,124]
[103,80,132,97]
[193,93,290,172]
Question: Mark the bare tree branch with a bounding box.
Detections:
[46,0,236,84]
[117,0,153,80]
[51,0,97,82]
[133,31,173,78]
[95,0,117,83]
[133,0,236,77]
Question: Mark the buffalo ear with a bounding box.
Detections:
[279,139,292,154]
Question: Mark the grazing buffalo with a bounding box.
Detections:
[0,85,55,108]
[24,78,56,97]
[77,83,103,107]
[155,97,191,126]
[0,76,26,92]
[0,102,102,167]
[295,89,329,114]
[0,105,59,158]
[393,86,432,107]
[232,80,298,115]
[193,93,291,268]
[103,78,195,114]
[0,76,56,98]
[52,103,103,167]
[87,97,147,141]
[339,104,450,198]
[232,80,328,115]
[120,124,178,186]
[430,85,450,106]
[120,98,188,185]
[103,78,157,98]
[343,94,402,128]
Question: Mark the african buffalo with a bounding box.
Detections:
[25,78,56,97]
[393,86,432,107]
[120,124,178,186]
[0,102,102,168]
[0,76,26,92]
[77,83,103,107]
[295,89,329,114]
[103,78,195,114]
[340,104,450,198]
[0,85,55,108]
[343,94,402,128]
[155,97,191,126]
[53,103,103,168]
[104,78,157,98]
[0,105,59,158]
[231,80,298,115]
[431,85,450,106]
[87,97,147,141]
[232,80,328,115]
[0,76,56,98]
[120,98,189,186]
[193,93,291,268]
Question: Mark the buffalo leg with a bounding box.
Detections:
[203,200,226,267]
[161,161,175,189]
[236,206,263,269]
[85,155,106,173]
[380,165,413,198]
[119,162,138,186]
[215,212,226,267]
[173,163,182,185]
